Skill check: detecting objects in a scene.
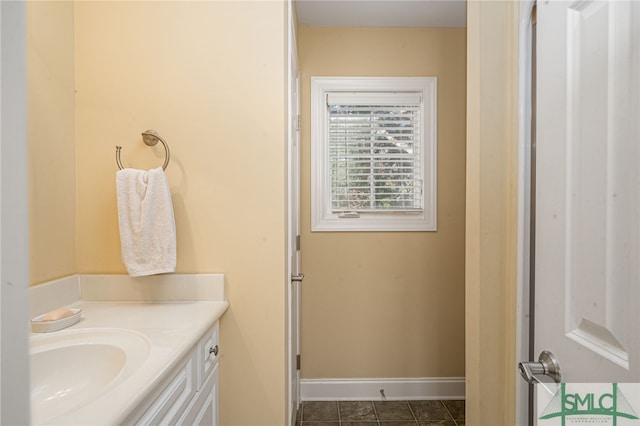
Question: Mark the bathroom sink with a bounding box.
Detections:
[30,328,150,424]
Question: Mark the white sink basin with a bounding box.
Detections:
[30,328,150,425]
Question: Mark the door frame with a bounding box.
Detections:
[515,1,536,425]
[286,0,300,424]
[0,1,31,423]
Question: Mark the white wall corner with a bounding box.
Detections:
[300,377,465,401]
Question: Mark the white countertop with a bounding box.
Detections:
[33,299,228,425]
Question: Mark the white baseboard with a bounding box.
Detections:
[300,377,465,401]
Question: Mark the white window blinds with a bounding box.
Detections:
[327,92,423,212]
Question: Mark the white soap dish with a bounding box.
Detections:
[31,308,82,333]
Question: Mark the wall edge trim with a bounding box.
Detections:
[300,377,465,401]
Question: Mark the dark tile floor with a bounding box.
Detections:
[296,400,465,426]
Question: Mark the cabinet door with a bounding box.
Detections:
[198,364,218,426]
[179,362,218,426]
[210,362,218,426]
[127,354,197,426]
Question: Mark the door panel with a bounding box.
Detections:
[536,0,639,382]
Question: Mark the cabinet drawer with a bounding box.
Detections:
[130,352,197,425]
[197,322,219,386]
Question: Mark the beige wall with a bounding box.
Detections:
[298,27,466,379]
[465,1,519,424]
[29,2,289,424]
[27,1,76,285]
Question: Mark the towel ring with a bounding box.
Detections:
[116,130,171,171]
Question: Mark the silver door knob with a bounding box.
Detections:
[518,350,561,384]
[291,273,304,282]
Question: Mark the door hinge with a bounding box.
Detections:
[295,235,301,251]
[296,354,301,370]
[295,114,301,131]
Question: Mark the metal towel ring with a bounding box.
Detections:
[116,130,171,171]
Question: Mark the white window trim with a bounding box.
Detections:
[311,76,437,232]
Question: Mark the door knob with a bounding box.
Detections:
[291,273,304,282]
[518,350,561,384]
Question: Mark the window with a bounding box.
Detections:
[311,77,437,231]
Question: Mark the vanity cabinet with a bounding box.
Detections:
[124,322,220,426]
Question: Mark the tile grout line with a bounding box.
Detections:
[372,400,380,425]
[440,400,457,423]
[406,400,419,423]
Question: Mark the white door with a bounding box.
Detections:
[533,0,639,388]
[287,2,302,424]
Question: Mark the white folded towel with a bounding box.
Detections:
[116,167,176,277]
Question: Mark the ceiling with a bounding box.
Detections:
[295,0,467,28]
